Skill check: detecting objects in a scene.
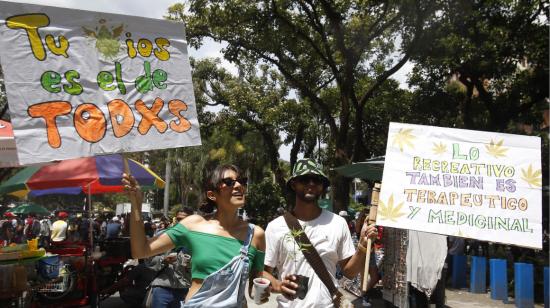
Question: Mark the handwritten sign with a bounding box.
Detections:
[378,122,542,249]
[0,2,201,164]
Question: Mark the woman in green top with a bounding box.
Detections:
[123,164,266,306]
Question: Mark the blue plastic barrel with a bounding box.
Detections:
[490,258,508,300]
[451,254,467,289]
[470,256,487,293]
[544,266,548,308]
[514,263,534,308]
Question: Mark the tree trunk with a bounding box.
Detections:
[330,141,351,212]
[331,173,351,213]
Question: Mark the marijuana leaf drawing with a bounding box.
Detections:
[378,194,406,222]
[432,142,447,156]
[392,128,416,152]
[485,139,508,158]
[521,164,542,188]
[82,19,125,60]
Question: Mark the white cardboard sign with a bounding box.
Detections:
[378,122,542,249]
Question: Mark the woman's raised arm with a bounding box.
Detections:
[122,173,175,259]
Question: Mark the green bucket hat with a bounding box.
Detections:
[287,158,330,189]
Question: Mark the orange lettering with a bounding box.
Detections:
[107,99,135,138]
[74,103,106,143]
[135,97,167,135]
[28,101,72,148]
[168,99,191,133]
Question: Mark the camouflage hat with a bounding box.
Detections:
[287,158,330,189]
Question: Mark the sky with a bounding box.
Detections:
[4,0,412,162]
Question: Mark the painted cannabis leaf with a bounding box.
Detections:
[392,128,416,152]
[485,139,508,158]
[378,194,406,222]
[432,142,447,156]
[521,165,542,188]
[82,19,125,60]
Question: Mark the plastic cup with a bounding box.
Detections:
[253,277,270,304]
[27,238,38,251]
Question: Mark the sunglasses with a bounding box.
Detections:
[220,177,248,187]
[295,175,324,185]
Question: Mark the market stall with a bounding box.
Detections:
[0,154,164,307]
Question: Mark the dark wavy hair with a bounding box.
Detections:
[199,164,242,215]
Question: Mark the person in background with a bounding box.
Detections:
[155,222,167,237]
[78,214,92,242]
[51,211,69,243]
[123,164,266,307]
[100,215,108,239]
[338,210,355,236]
[149,207,194,307]
[144,217,154,238]
[24,213,41,241]
[0,218,15,246]
[263,158,377,308]
[106,216,122,239]
[68,214,81,241]
[13,218,25,243]
[3,212,17,229]
[39,215,52,248]
[172,207,194,227]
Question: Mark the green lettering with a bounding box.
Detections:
[97,71,116,91]
[495,217,509,231]
[452,143,467,159]
[474,215,486,229]
[152,69,167,89]
[407,206,421,219]
[40,70,62,93]
[456,212,468,225]
[445,211,455,224]
[115,61,126,95]
[510,219,522,232]
[63,70,83,95]
[428,209,443,223]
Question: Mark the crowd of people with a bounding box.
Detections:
[0,207,187,248]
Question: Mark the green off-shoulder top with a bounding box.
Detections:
[164,223,265,280]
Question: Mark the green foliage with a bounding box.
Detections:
[244,177,285,228]
[409,0,548,131]
[170,0,439,211]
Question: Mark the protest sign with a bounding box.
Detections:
[378,122,542,249]
[0,2,201,164]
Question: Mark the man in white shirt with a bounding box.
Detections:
[51,211,69,242]
[263,158,376,308]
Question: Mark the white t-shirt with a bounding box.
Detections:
[265,209,355,308]
[50,220,68,242]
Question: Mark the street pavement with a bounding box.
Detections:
[93,285,545,308]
